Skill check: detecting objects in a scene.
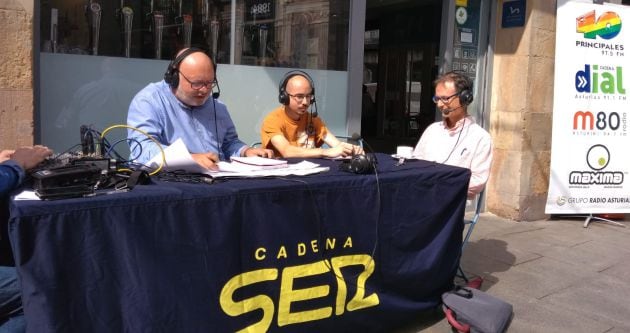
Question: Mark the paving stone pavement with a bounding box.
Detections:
[397,213,630,333]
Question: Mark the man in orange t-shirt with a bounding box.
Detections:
[261,71,363,158]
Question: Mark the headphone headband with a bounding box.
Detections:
[278,70,316,105]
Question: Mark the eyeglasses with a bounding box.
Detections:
[432,92,459,104]
[287,93,313,103]
[179,71,217,90]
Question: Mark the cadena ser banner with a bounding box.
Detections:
[546,0,630,214]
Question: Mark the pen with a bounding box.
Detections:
[461,148,467,156]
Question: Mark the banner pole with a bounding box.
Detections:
[583,214,626,228]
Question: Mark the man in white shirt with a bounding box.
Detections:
[412,71,492,199]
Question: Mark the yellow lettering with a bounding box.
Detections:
[326,238,336,250]
[277,260,332,326]
[277,246,287,259]
[219,269,278,333]
[297,243,306,256]
[343,237,353,248]
[255,247,266,261]
[330,255,380,315]
[310,240,319,253]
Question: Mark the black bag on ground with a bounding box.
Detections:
[442,285,513,333]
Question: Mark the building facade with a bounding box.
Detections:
[3,0,616,221]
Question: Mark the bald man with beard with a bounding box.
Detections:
[261,72,363,158]
[128,48,273,170]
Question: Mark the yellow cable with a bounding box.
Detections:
[100,124,166,176]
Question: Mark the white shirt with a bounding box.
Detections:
[412,116,493,198]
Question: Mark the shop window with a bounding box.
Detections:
[40,0,349,70]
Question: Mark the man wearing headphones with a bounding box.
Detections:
[127,47,273,170]
[412,71,493,198]
[261,71,363,158]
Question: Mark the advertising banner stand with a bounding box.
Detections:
[546,0,629,228]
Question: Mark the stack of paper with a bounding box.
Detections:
[145,138,329,178]
[210,160,328,178]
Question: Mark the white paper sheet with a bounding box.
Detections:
[146,138,208,174]
[13,190,41,201]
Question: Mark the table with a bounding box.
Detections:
[9,154,470,332]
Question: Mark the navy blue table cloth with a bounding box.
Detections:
[9,154,470,332]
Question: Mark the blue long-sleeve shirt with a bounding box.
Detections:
[0,160,25,196]
[127,80,248,164]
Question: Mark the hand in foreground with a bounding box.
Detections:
[191,152,219,170]
[244,147,274,159]
[348,143,365,156]
[10,146,53,170]
[0,150,15,163]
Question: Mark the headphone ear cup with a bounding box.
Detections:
[339,154,374,174]
[279,90,289,105]
[459,89,473,106]
[353,155,373,174]
[170,70,180,89]
[164,66,178,88]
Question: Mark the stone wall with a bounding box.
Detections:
[486,0,556,221]
[0,0,34,149]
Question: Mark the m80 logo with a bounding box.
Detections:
[576,10,622,40]
[573,111,621,131]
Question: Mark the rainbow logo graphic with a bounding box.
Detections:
[576,10,622,40]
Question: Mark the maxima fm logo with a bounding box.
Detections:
[575,64,625,94]
[577,10,622,40]
[569,144,623,185]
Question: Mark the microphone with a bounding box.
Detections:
[339,133,378,174]
[441,105,464,115]
[350,132,378,167]
[212,80,221,99]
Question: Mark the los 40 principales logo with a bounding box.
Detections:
[576,10,621,40]
[569,144,623,186]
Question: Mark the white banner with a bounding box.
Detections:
[546,0,630,214]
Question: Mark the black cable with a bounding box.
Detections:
[212,97,221,159]
[442,117,467,164]
[103,137,132,161]
[304,108,314,149]
[277,153,382,291]
[128,138,147,162]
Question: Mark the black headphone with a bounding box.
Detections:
[278,70,317,110]
[450,71,474,106]
[339,154,377,175]
[164,47,218,97]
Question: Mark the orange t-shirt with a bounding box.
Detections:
[261,106,329,156]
